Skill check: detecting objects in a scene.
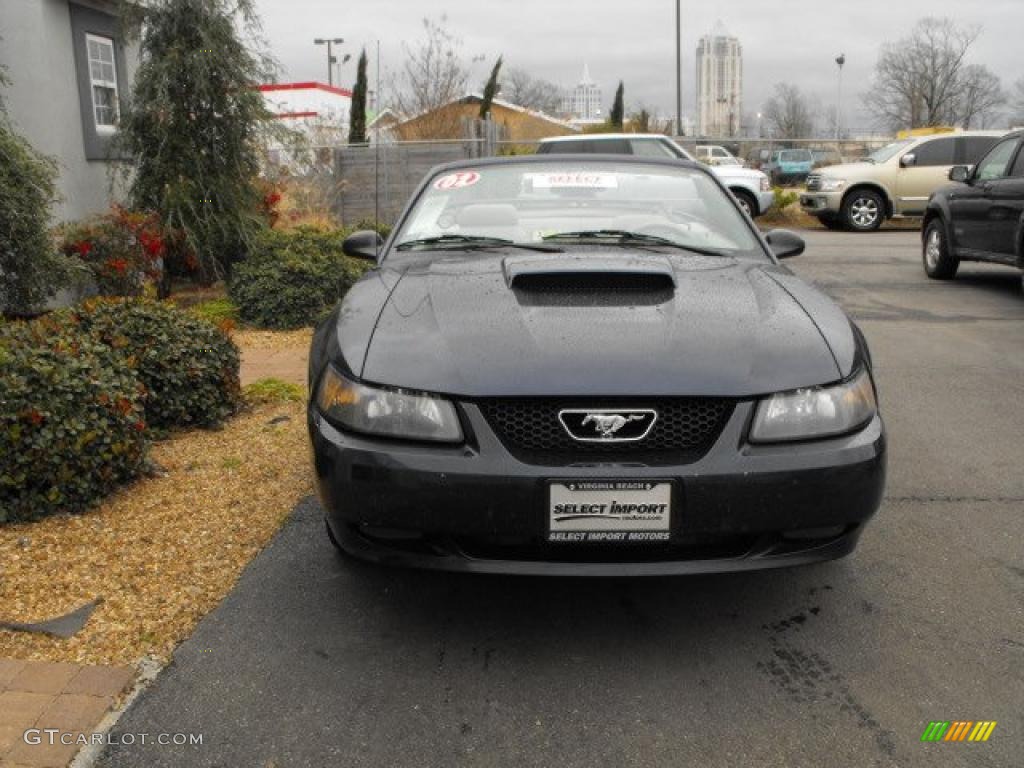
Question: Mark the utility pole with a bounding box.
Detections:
[835,53,846,143]
[675,0,682,136]
[314,37,344,86]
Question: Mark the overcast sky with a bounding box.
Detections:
[254,0,1022,132]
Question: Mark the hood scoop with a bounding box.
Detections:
[504,254,676,307]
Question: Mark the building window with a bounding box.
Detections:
[86,33,119,132]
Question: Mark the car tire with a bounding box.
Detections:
[732,189,757,218]
[922,219,959,279]
[325,518,345,552]
[842,189,885,232]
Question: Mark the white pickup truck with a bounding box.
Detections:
[537,134,775,218]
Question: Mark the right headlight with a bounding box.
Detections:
[750,368,877,443]
[316,365,463,443]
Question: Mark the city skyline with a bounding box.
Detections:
[562,63,604,123]
[696,21,743,136]
[255,0,1021,135]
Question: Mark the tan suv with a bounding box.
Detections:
[800,131,1006,231]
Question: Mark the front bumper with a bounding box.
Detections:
[773,168,812,182]
[757,189,776,216]
[800,192,842,215]
[310,401,886,576]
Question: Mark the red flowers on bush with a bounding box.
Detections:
[59,207,171,297]
[257,180,284,229]
[138,231,166,258]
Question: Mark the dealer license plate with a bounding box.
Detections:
[548,481,672,543]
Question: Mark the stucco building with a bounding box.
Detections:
[394,94,577,142]
[1,0,138,221]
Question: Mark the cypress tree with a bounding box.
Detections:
[610,81,625,129]
[348,49,368,144]
[479,56,503,119]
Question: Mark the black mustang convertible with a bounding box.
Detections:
[308,155,886,576]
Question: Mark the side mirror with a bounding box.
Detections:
[765,229,805,260]
[948,165,971,183]
[342,230,383,261]
[899,153,916,168]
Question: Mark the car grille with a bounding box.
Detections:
[478,398,735,465]
[805,174,822,191]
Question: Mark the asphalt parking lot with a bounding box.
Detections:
[97,230,1023,768]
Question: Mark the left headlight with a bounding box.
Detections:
[316,365,463,443]
[750,368,877,443]
[819,178,846,192]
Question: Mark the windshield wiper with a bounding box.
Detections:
[541,229,726,257]
[395,234,562,253]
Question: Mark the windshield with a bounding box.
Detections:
[780,150,811,162]
[867,139,915,164]
[393,161,763,260]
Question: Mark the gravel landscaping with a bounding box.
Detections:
[0,397,311,666]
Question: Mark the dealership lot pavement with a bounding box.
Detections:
[97,230,1023,768]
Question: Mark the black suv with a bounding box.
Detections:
[922,130,1024,289]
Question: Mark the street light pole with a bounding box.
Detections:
[314,37,344,86]
[675,0,682,136]
[835,53,846,143]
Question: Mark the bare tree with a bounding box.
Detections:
[628,106,653,133]
[955,65,1005,128]
[762,83,816,139]
[390,17,469,119]
[863,17,984,130]
[822,106,842,140]
[503,67,564,115]
[1011,78,1024,125]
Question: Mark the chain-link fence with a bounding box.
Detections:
[272,135,897,228]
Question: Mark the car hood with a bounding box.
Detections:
[711,166,766,182]
[816,161,873,178]
[354,252,845,398]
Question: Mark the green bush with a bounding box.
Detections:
[0,315,148,522]
[189,298,239,329]
[244,377,305,404]
[0,94,77,314]
[74,299,242,430]
[773,187,800,210]
[349,218,392,240]
[228,227,372,329]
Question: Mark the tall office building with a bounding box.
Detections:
[563,63,603,124]
[696,21,743,137]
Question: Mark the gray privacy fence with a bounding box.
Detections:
[332,140,478,225]
[293,135,898,227]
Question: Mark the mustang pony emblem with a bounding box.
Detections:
[582,413,645,438]
[557,408,658,443]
